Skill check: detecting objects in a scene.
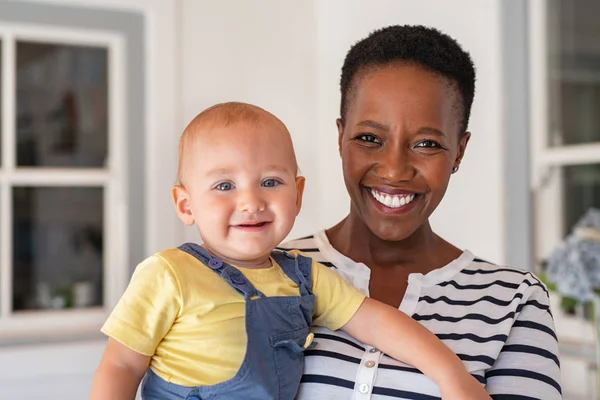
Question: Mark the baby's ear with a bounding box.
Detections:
[294,176,306,215]
[172,185,195,226]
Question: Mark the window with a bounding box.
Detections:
[0,24,128,340]
[530,0,600,263]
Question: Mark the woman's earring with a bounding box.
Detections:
[452,166,459,173]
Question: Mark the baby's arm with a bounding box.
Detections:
[89,254,181,399]
[342,298,491,400]
[90,338,150,400]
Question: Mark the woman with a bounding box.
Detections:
[281,25,561,399]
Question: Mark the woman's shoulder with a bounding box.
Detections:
[463,255,546,283]
[278,234,336,265]
[278,234,318,251]
[456,255,550,302]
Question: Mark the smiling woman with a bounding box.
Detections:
[337,62,469,244]
[280,25,562,400]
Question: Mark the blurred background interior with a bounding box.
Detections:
[0,0,599,399]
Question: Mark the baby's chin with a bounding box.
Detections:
[222,238,285,262]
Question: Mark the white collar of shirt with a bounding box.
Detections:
[312,228,475,293]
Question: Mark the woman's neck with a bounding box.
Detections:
[326,213,456,272]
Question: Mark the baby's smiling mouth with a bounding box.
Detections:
[237,221,269,227]
[232,220,272,231]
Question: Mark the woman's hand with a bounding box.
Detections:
[439,373,491,400]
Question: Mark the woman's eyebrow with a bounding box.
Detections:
[356,119,390,131]
[356,121,447,138]
[416,127,447,138]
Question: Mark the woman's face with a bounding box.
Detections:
[338,62,470,242]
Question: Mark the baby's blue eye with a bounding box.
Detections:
[216,182,233,191]
[262,179,280,188]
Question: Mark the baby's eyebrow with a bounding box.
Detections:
[204,165,295,178]
[264,164,294,174]
[204,167,233,177]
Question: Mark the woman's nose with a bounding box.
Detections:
[374,147,416,183]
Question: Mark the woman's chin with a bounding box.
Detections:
[365,220,420,243]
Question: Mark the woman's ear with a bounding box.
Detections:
[336,118,344,157]
[172,185,195,226]
[453,131,471,171]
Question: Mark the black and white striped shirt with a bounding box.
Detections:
[280,230,561,400]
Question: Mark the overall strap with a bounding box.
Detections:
[179,243,266,300]
[271,250,313,296]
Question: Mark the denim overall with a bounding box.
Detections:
[141,242,316,400]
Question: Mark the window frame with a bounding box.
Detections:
[529,0,600,263]
[0,22,129,340]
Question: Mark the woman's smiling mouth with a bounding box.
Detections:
[369,189,416,208]
[364,187,422,213]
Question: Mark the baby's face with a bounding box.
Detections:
[175,119,304,264]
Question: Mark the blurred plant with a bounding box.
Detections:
[544,207,600,317]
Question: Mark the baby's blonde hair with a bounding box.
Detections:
[176,102,297,185]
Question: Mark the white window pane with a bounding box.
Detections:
[534,164,600,260]
[12,186,103,311]
[16,41,108,167]
[548,0,600,147]
[563,164,600,234]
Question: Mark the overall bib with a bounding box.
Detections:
[141,243,316,400]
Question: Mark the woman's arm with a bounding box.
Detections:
[90,338,151,400]
[342,298,491,400]
[484,281,562,399]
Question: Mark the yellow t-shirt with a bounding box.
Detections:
[101,248,365,387]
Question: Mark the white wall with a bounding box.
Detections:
[0,340,107,398]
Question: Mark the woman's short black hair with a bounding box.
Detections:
[340,25,476,133]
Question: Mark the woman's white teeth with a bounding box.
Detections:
[370,189,416,208]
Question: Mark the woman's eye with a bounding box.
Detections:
[262,179,281,188]
[215,182,234,191]
[356,134,382,144]
[416,140,441,149]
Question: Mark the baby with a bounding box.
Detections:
[90,102,490,400]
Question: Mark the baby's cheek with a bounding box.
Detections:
[279,202,301,230]
[194,201,227,231]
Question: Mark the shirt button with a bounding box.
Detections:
[358,383,370,393]
[365,360,375,368]
[369,347,378,353]
[208,258,223,269]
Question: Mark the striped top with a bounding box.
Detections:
[279,230,562,400]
